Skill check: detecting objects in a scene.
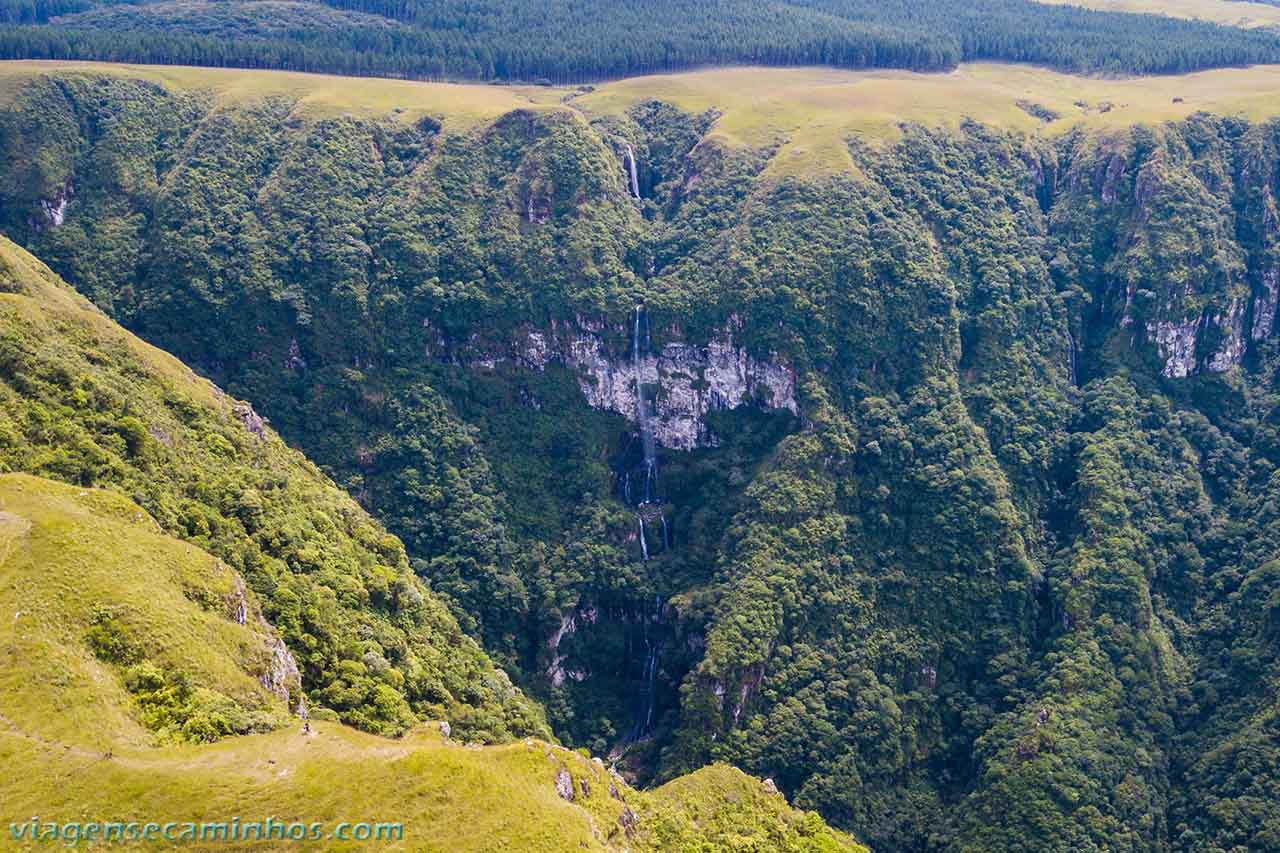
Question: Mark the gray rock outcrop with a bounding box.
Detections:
[555,768,575,801]
[448,317,798,451]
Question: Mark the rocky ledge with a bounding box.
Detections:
[435,316,798,451]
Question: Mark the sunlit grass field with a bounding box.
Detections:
[576,62,1280,172]
[0,426,855,853]
[5,59,1280,174]
[0,61,570,130]
[1035,0,1280,29]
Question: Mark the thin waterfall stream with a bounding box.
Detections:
[630,305,664,561]
[624,144,641,199]
[625,306,667,741]
[627,595,664,742]
[633,305,657,508]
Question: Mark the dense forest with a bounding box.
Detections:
[2,0,1280,81]
[6,68,1280,851]
[0,227,551,745]
[0,235,863,852]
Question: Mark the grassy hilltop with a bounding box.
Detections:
[9,58,1280,176]
[1034,0,1280,28]
[0,473,859,851]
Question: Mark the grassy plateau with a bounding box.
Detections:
[1034,0,1280,29]
[6,58,1280,176]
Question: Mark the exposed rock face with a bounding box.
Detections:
[546,607,595,687]
[226,575,249,625]
[40,196,68,227]
[260,636,302,707]
[33,181,72,230]
[1253,268,1280,341]
[618,806,639,837]
[525,191,551,224]
[1146,299,1247,378]
[216,559,304,713]
[555,768,575,801]
[568,334,797,450]
[459,318,798,451]
[284,338,307,371]
[1100,153,1126,205]
[1148,316,1201,378]
[1207,298,1246,372]
[232,402,268,440]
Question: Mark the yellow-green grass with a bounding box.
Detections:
[572,62,1280,173]
[5,59,1280,174]
[0,474,290,753]
[0,61,575,132]
[1035,0,1280,29]
[1,718,622,851]
[0,473,863,851]
[0,237,230,413]
[2,722,858,852]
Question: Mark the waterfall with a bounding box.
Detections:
[628,601,663,741]
[633,305,657,500]
[642,638,659,734]
[624,144,641,199]
[616,310,670,740]
[632,305,664,561]
[624,303,675,558]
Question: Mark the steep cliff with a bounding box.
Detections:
[0,232,863,852]
[0,234,549,742]
[5,65,1280,852]
[446,318,797,450]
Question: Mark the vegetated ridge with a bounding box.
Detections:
[0,235,860,851]
[7,61,1280,851]
[1,0,1279,82]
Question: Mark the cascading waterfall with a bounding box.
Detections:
[634,305,657,504]
[628,594,663,741]
[624,144,641,199]
[632,304,663,560]
[616,308,668,743]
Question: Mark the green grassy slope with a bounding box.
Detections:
[0,474,862,852]
[0,233,549,741]
[0,472,293,753]
[9,59,1280,176]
